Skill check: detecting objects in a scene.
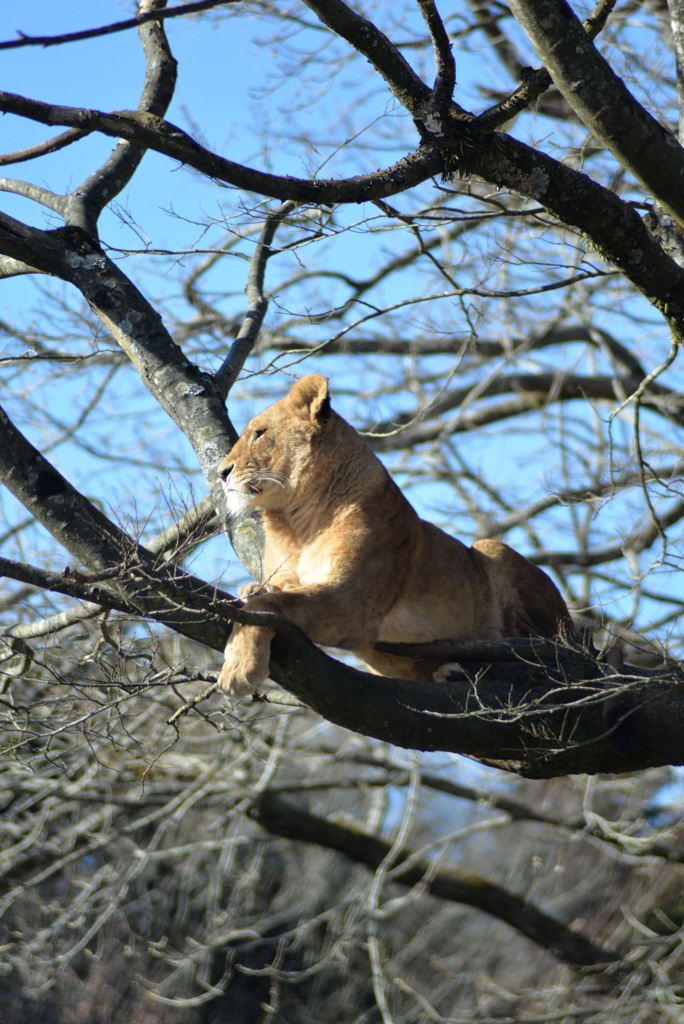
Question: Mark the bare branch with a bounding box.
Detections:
[3,92,683,339]
[368,370,684,451]
[259,622,684,777]
[0,92,443,203]
[215,200,298,400]
[0,0,236,51]
[0,127,87,167]
[478,0,617,129]
[300,0,435,116]
[67,0,179,233]
[251,790,618,966]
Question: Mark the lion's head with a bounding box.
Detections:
[218,374,332,517]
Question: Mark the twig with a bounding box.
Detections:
[215,200,298,400]
[167,681,218,725]
[0,0,235,50]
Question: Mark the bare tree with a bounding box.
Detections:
[0,1,683,1020]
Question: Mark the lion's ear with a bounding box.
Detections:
[287,374,331,423]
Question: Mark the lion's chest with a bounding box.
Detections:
[264,536,335,590]
[295,546,334,586]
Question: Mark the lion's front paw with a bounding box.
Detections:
[217,623,274,698]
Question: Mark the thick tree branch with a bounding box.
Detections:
[5,525,683,778]
[507,0,684,226]
[3,362,679,777]
[0,93,442,204]
[2,92,683,338]
[2,409,681,780]
[0,218,231,475]
[3,407,678,780]
[251,790,618,967]
[0,213,266,577]
[0,407,238,650]
[258,623,684,778]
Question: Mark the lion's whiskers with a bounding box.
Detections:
[253,470,286,489]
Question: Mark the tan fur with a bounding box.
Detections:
[217,374,571,696]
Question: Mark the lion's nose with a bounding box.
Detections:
[218,461,233,482]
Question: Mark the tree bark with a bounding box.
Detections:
[251,790,618,967]
[259,623,684,778]
[507,0,684,226]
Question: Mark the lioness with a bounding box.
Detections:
[217,374,571,696]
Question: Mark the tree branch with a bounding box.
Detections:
[258,622,684,778]
[417,0,456,112]
[0,0,235,51]
[0,212,266,579]
[215,200,297,400]
[0,407,237,650]
[251,790,618,967]
[0,128,87,167]
[475,134,684,335]
[477,0,617,130]
[508,0,684,226]
[368,369,684,452]
[0,93,442,204]
[66,0,178,233]
[300,0,435,116]
[0,218,232,477]
[3,407,681,780]
[670,0,684,145]
[0,176,65,214]
[3,91,683,337]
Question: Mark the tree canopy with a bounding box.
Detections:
[1,1,683,1020]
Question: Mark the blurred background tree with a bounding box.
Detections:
[0,1,683,1020]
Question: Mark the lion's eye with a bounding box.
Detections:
[253,428,266,442]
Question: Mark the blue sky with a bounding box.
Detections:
[1,3,258,239]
